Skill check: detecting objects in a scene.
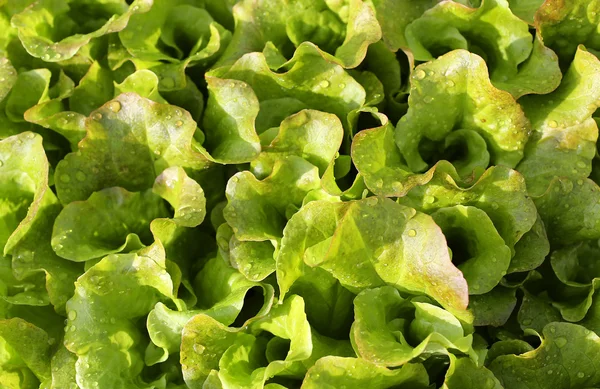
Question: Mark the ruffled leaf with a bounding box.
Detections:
[12,0,152,61]
[396,50,531,175]
[276,197,470,318]
[405,0,561,97]
[54,93,211,204]
[489,322,600,388]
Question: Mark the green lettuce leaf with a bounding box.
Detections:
[396,50,530,175]
[217,0,381,69]
[351,286,477,367]
[181,295,352,388]
[11,0,152,61]
[64,242,176,389]
[276,197,470,319]
[202,76,261,163]
[221,109,344,282]
[52,165,206,262]
[208,43,366,134]
[517,291,562,334]
[116,0,231,91]
[536,0,600,65]
[51,188,168,261]
[282,266,355,340]
[508,0,545,23]
[1,132,82,312]
[546,241,600,322]
[405,0,561,97]
[302,357,431,388]
[25,66,192,149]
[353,51,533,198]
[147,253,274,366]
[517,46,600,196]
[489,322,600,388]
[400,165,538,239]
[443,355,503,389]
[368,0,440,51]
[430,205,511,295]
[54,93,212,204]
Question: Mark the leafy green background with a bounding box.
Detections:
[2,0,600,388]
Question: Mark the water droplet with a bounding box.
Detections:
[68,311,77,320]
[175,120,183,127]
[491,202,499,210]
[110,317,116,324]
[365,197,378,206]
[446,80,455,87]
[414,69,426,80]
[577,179,584,185]
[391,181,403,192]
[374,179,383,188]
[548,120,558,128]
[193,344,206,354]
[547,369,553,375]
[424,96,434,103]
[75,171,86,182]
[577,161,586,168]
[578,372,585,378]
[424,195,435,204]
[59,174,71,183]
[92,112,102,120]
[408,229,417,237]
[161,77,175,89]
[108,101,121,113]
[319,80,330,88]
[522,319,532,326]
[175,109,182,116]
[555,337,568,347]
[549,325,556,333]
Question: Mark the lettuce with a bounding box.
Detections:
[3,0,600,388]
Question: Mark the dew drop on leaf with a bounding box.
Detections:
[108,101,121,113]
[414,69,426,80]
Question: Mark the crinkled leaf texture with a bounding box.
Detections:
[353,50,531,199]
[1,132,81,312]
[181,294,352,388]
[351,286,478,367]
[54,93,212,204]
[405,0,561,97]
[12,0,152,61]
[217,0,381,69]
[276,197,470,320]
[489,322,600,388]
